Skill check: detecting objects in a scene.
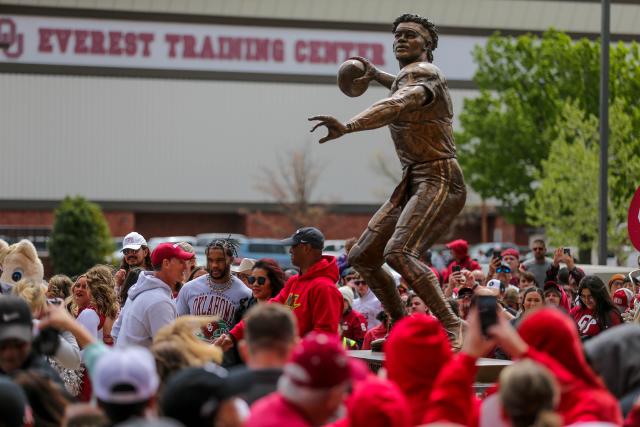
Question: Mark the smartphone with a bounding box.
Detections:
[477,295,498,337]
[563,248,571,256]
[493,250,502,261]
[452,265,461,273]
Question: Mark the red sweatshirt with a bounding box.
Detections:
[362,323,387,350]
[230,255,342,340]
[422,352,480,427]
[341,308,367,344]
[519,308,622,425]
[385,314,452,426]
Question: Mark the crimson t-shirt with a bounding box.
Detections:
[246,393,312,427]
[570,306,621,338]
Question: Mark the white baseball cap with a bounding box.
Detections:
[122,232,147,252]
[231,258,256,274]
[94,346,159,404]
[486,279,505,293]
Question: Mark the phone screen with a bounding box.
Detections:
[452,265,461,273]
[477,295,498,336]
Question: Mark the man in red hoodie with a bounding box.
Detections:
[216,227,343,350]
[442,239,481,284]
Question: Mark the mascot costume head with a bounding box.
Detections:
[0,239,44,294]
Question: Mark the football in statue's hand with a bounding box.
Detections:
[337,59,368,97]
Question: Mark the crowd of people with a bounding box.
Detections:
[1,228,640,426]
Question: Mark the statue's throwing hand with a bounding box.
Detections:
[309,115,348,144]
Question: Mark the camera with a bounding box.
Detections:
[563,248,571,256]
[33,326,60,356]
[477,295,498,337]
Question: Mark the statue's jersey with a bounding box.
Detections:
[388,62,456,167]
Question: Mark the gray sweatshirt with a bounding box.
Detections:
[112,272,176,348]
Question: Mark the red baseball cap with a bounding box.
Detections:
[613,288,634,311]
[151,242,195,266]
[283,332,366,389]
[501,248,520,259]
[446,239,469,255]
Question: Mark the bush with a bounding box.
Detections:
[48,196,114,276]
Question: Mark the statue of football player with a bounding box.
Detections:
[309,13,466,348]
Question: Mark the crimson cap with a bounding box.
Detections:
[283,332,366,389]
[151,242,195,266]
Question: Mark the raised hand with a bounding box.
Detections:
[308,115,348,143]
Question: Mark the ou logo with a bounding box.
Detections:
[0,18,24,59]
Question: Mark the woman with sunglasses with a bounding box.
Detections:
[245,258,286,306]
[570,275,622,340]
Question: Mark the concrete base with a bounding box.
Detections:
[348,350,512,383]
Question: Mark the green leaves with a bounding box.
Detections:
[48,196,114,276]
[457,30,640,224]
[526,100,640,260]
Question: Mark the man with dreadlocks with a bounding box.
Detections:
[309,13,466,349]
[176,238,251,343]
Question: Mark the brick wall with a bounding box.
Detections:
[0,209,134,237]
[133,212,245,239]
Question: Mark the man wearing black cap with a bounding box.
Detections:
[161,365,254,427]
[0,296,62,383]
[217,227,343,350]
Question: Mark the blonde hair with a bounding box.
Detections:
[12,279,47,316]
[499,360,561,427]
[85,265,119,319]
[153,316,222,366]
[47,274,73,299]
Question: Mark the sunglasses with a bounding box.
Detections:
[354,280,366,286]
[248,276,267,286]
[496,266,511,273]
[122,248,140,255]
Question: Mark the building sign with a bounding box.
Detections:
[0,15,481,80]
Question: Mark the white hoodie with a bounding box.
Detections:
[112,271,176,348]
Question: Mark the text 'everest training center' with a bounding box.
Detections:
[1,0,638,255]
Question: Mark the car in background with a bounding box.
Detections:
[324,240,346,253]
[195,233,248,248]
[468,242,521,264]
[147,236,198,251]
[107,236,125,265]
[195,233,292,269]
[323,239,346,259]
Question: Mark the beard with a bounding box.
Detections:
[208,263,230,281]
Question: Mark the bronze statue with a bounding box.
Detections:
[309,13,466,348]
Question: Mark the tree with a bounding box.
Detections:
[457,30,640,223]
[526,101,640,262]
[48,196,114,276]
[254,146,328,234]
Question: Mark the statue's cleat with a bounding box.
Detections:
[446,318,467,352]
[370,337,386,352]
